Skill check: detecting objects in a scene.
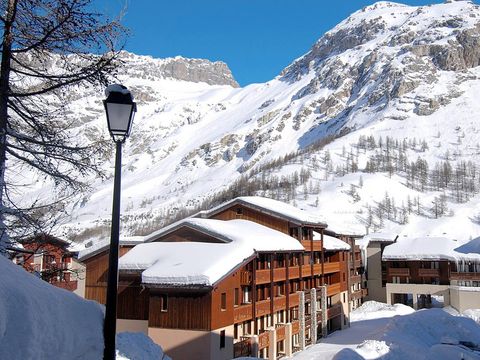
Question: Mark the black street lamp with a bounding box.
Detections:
[103,84,136,360]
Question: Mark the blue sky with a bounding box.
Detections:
[98,0,452,86]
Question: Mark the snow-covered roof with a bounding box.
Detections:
[382,236,480,262]
[356,232,398,250]
[313,231,351,251]
[197,196,327,227]
[119,218,304,287]
[78,236,145,261]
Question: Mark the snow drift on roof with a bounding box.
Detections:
[78,236,145,261]
[200,196,327,226]
[383,236,480,262]
[119,218,304,286]
[313,231,351,251]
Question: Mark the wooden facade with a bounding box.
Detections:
[84,246,133,304]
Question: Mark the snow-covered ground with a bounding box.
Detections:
[0,256,168,359]
[291,301,480,360]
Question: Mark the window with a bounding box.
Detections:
[242,286,251,303]
[236,207,243,215]
[234,288,239,306]
[160,294,168,312]
[220,330,225,348]
[234,324,238,339]
[221,292,226,310]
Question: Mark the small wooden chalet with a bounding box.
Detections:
[383,236,480,312]
[12,234,84,294]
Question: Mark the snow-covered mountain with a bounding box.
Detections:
[24,0,480,245]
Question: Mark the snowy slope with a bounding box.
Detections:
[292,301,480,360]
[16,1,480,246]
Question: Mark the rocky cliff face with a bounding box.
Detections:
[118,51,239,87]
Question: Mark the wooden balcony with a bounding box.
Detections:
[240,271,252,285]
[51,280,77,291]
[324,262,340,274]
[258,331,269,350]
[289,266,300,279]
[327,283,341,296]
[301,266,312,277]
[256,269,270,284]
[350,290,363,301]
[327,304,342,319]
[313,263,322,274]
[234,304,253,323]
[256,299,271,317]
[351,275,362,284]
[273,267,286,281]
[276,324,286,341]
[301,240,322,251]
[292,320,300,334]
[418,268,440,277]
[289,292,299,307]
[234,337,252,358]
[450,272,480,281]
[387,268,410,277]
[273,296,286,312]
[362,288,368,297]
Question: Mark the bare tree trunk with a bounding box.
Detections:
[0,0,18,252]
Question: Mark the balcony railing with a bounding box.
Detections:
[351,275,362,283]
[301,240,322,251]
[289,266,300,279]
[273,267,286,281]
[388,268,410,277]
[234,304,253,323]
[450,272,480,281]
[324,262,340,274]
[255,269,270,284]
[291,320,300,334]
[417,268,440,277]
[327,303,342,319]
[273,296,286,312]
[240,271,252,285]
[256,299,270,317]
[289,292,299,307]
[327,283,341,296]
[50,280,78,291]
[350,290,363,301]
[234,337,252,358]
[258,331,269,349]
[276,324,286,341]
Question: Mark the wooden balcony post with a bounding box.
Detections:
[253,257,258,335]
[270,253,274,326]
[286,253,290,323]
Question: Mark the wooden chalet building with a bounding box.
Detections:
[80,196,366,359]
[383,236,480,312]
[11,234,85,295]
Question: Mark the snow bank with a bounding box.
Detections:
[297,301,480,360]
[350,300,414,322]
[0,255,104,359]
[116,332,171,360]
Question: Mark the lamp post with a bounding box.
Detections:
[103,84,136,360]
